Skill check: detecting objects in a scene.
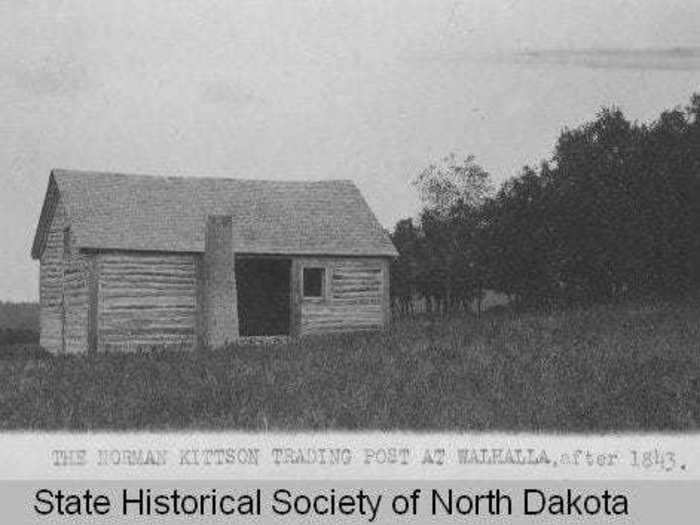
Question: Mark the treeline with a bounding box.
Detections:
[391,94,700,312]
[0,302,39,332]
[0,328,39,346]
[0,302,39,350]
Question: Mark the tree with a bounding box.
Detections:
[411,153,493,313]
[390,218,421,314]
[392,93,700,313]
[484,95,700,305]
[484,165,557,308]
[412,153,492,216]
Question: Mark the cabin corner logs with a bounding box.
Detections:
[39,214,391,353]
[39,193,89,354]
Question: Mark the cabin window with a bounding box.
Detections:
[303,267,325,298]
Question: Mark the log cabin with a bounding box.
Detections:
[31,169,398,353]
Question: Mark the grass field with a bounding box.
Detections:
[0,301,698,431]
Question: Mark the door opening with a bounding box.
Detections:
[236,257,291,336]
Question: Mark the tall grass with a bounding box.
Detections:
[0,302,697,431]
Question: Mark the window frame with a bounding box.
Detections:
[302,266,327,301]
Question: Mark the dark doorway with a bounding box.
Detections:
[236,257,291,336]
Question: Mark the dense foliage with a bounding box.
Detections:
[392,94,700,310]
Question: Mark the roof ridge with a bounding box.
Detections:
[51,168,353,185]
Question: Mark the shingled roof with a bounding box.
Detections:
[31,169,398,259]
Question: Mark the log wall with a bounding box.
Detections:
[297,257,388,335]
[39,194,65,353]
[41,227,390,351]
[96,252,198,351]
[62,231,89,354]
[38,193,89,353]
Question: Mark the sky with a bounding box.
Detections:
[1,0,700,301]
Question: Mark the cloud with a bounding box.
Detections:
[510,47,700,71]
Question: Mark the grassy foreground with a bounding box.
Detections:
[0,302,698,431]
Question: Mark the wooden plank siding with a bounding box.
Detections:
[296,257,388,335]
[96,252,198,351]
